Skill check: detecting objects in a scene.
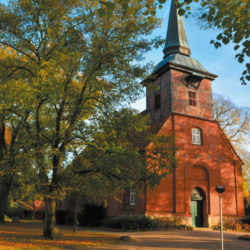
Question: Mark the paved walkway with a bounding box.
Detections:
[88,228,250,250]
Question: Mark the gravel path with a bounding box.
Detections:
[87,228,250,250]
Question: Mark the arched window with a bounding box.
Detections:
[192,128,201,145]
[130,189,136,205]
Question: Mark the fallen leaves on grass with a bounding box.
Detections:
[0,222,120,249]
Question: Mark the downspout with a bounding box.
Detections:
[172,113,176,213]
[233,160,238,216]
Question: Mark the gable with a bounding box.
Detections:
[216,123,243,164]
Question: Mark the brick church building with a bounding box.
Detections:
[106,1,245,227]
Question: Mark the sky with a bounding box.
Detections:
[132,1,250,112]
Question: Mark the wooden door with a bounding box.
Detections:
[191,199,203,227]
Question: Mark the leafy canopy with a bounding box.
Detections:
[69,108,176,202]
[0,0,165,201]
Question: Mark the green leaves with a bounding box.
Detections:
[177,8,185,16]
[159,0,249,84]
[98,1,115,17]
[72,107,176,193]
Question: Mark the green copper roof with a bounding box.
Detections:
[153,54,209,74]
[163,1,191,57]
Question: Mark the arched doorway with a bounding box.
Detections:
[191,187,205,227]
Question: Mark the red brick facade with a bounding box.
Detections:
[106,69,245,227]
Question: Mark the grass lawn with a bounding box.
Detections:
[0,220,121,249]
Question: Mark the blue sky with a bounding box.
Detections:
[132,1,250,112]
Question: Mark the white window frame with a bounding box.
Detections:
[192,128,201,145]
[130,189,136,205]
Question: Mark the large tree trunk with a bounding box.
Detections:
[42,151,63,238]
[43,197,56,238]
[0,177,12,222]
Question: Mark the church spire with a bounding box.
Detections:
[163,0,191,58]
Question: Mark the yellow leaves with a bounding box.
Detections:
[0,222,119,248]
[113,195,122,203]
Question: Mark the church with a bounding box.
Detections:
[106,1,245,227]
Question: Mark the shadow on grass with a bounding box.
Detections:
[0,221,121,249]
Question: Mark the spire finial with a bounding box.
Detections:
[163,0,191,58]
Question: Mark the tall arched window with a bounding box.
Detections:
[192,128,201,145]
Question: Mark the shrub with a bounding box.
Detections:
[212,219,250,232]
[103,215,158,230]
[245,206,250,216]
[102,215,193,231]
[56,210,73,225]
[4,215,12,222]
[78,203,106,226]
[6,207,24,219]
[240,216,250,225]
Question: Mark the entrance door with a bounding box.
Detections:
[191,188,205,227]
[191,200,203,227]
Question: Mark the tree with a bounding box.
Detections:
[66,108,176,230]
[213,94,250,146]
[0,0,162,238]
[69,108,176,198]
[0,75,33,222]
[174,0,250,85]
[213,93,250,196]
[0,124,32,222]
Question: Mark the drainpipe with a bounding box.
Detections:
[171,113,176,213]
[233,160,238,216]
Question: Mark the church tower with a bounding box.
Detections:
[145,1,245,227]
[146,1,216,123]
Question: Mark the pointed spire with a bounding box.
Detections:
[163,0,191,58]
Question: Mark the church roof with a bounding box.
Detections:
[153,53,209,74]
[153,0,216,79]
[163,0,191,57]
